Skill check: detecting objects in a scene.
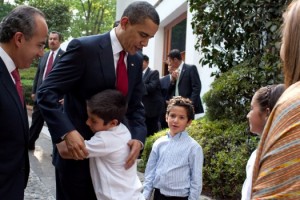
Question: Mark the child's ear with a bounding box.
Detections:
[110,119,118,126]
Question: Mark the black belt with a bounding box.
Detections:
[153,188,188,200]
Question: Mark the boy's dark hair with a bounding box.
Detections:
[166,96,195,121]
[86,89,128,125]
[143,54,149,62]
[168,49,182,60]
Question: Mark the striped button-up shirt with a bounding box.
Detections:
[143,131,203,200]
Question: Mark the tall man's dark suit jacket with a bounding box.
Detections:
[29,49,65,147]
[0,59,30,199]
[37,32,146,200]
[160,74,171,102]
[142,67,164,135]
[159,74,171,129]
[169,63,204,114]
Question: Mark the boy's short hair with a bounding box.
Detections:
[166,96,195,121]
[86,89,127,125]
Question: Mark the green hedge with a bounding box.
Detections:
[140,117,259,199]
[20,67,37,106]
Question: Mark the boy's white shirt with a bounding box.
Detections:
[85,123,144,200]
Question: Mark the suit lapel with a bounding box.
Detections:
[127,54,138,98]
[98,33,116,89]
[0,59,28,133]
[53,49,64,66]
[178,64,186,84]
[40,51,49,75]
[143,67,150,81]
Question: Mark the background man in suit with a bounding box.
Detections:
[29,31,65,150]
[0,6,48,199]
[168,49,204,114]
[159,65,174,129]
[142,54,164,136]
[37,1,160,199]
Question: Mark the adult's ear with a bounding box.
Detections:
[120,17,129,29]
[13,32,24,47]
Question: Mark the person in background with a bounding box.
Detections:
[143,96,203,200]
[57,89,145,200]
[37,1,160,199]
[252,0,300,198]
[241,84,285,200]
[29,31,65,150]
[167,49,204,115]
[159,65,174,129]
[142,54,164,136]
[0,5,48,199]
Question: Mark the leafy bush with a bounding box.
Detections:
[203,62,282,123]
[141,117,259,199]
[20,67,37,106]
[190,0,288,75]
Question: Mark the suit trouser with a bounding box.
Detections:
[145,116,160,137]
[55,158,97,200]
[29,104,45,147]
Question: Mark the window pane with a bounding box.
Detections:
[171,19,187,52]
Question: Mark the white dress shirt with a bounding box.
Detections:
[85,123,144,200]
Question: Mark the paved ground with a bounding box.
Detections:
[25,108,212,200]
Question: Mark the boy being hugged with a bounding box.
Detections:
[58,89,144,200]
[143,96,204,200]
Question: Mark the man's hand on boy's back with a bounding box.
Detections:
[125,139,142,169]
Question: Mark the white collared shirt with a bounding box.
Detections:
[85,123,144,200]
[110,28,128,73]
[42,48,60,80]
[0,46,17,83]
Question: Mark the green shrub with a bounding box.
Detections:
[141,117,259,199]
[194,118,258,199]
[20,67,37,106]
[203,62,282,124]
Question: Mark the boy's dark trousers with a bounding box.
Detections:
[153,188,188,200]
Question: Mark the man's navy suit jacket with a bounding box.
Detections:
[142,67,164,118]
[0,59,29,199]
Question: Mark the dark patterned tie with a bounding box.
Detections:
[11,68,24,107]
[116,50,128,96]
[45,51,54,78]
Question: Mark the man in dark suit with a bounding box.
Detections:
[159,65,174,129]
[142,54,164,136]
[168,49,204,114]
[0,6,48,199]
[29,31,65,150]
[37,2,160,200]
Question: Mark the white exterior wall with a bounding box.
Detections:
[116,0,216,112]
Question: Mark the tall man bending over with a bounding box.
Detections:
[37,1,160,199]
